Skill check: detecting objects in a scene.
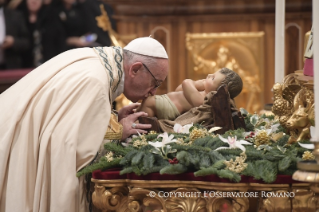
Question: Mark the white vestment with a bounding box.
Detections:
[0,46,124,212]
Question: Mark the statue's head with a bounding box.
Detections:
[219,67,243,99]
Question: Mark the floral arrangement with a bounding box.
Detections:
[77,109,314,183]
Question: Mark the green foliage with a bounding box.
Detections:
[77,158,122,177]
[254,160,277,183]
[160,164,188,175]
[194,167,218,177]
[278,156,292,171]
[104,142,132,155]
[217,169,241,182]
[77,112,309,184]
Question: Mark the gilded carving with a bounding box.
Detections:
[165,188,206,212]
[206,192,249,212]
[91,179,315,211]
[92,185,129,211]
[271,72,315,144]
[186,32,264,113]
[128,188,165,212]
[291,189,317,212]
[258,190,291,212]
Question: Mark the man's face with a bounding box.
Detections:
[204,70,226,93]
[124,60,169,102]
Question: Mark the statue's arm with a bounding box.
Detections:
[182,79,205,107]
[175,79,205,91]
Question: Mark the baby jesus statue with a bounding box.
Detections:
[136,68,245,133]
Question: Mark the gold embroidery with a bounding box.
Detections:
[104,112,123,140]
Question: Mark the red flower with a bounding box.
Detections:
[169,157,179,164]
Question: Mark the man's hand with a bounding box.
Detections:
[119,111,151,141]
[118,103,141,121]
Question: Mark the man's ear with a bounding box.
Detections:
[129,62,143,77]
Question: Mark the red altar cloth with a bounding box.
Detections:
[0,69,32,81]
[92,168,299,184]
[0,68,32,93]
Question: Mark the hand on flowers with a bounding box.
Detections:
[118,103,141,121]
[119,111,151,141]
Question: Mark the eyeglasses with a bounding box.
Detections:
[142,63,162,89]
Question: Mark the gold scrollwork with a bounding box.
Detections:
[165,188,206,212]
[292,189,317,212]
[91,179,316,211]
[259,190,292,212]
[206,191,249,212]
[92,185,129,211]
[128,188,165,212]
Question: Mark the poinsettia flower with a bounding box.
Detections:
[216,135,252,152]
[298,126,315,149]
[173,123,193,133]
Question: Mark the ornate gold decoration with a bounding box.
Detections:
[286,87,314,144]
[206,192,249,212]
[92,186,129,211]
[91,178,315,212]
[165,188,206,212]
[224,152,248,173]
[254,130,271,147]
[132,134,148,148]
[291,188,318,211]
[302,151,315,161]
[189,128,208,142]
[149,131,158,135]
[259,189,292,212]
[105,151,114,162]
[104,113,123,140]
[271,71,314,144]
[186,32,264,113]
[96,4,136,48]
[105,151,122,162]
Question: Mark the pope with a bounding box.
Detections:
[0,37,169,211]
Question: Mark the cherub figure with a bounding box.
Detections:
[136,67,243,120]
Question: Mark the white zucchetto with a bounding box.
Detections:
[124,37,168,59]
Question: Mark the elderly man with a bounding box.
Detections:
[0,37,169,211]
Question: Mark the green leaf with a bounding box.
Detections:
[250,114,259,126]
[278,156,291,171]
[277,145,287,153]
[160,164,187,175]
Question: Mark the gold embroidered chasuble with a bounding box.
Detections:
[0,46,124,212]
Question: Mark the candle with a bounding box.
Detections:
[312,0,319,141]
[275,0,285,83]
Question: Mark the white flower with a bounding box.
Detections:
[270,123,280,133]
[298,126,315,149]
[148,132,177,149]
[216,135,252,152]
[148,141,165,149]
[173,123,193,133]
[208,126,222,133]
[298,142,314,149]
